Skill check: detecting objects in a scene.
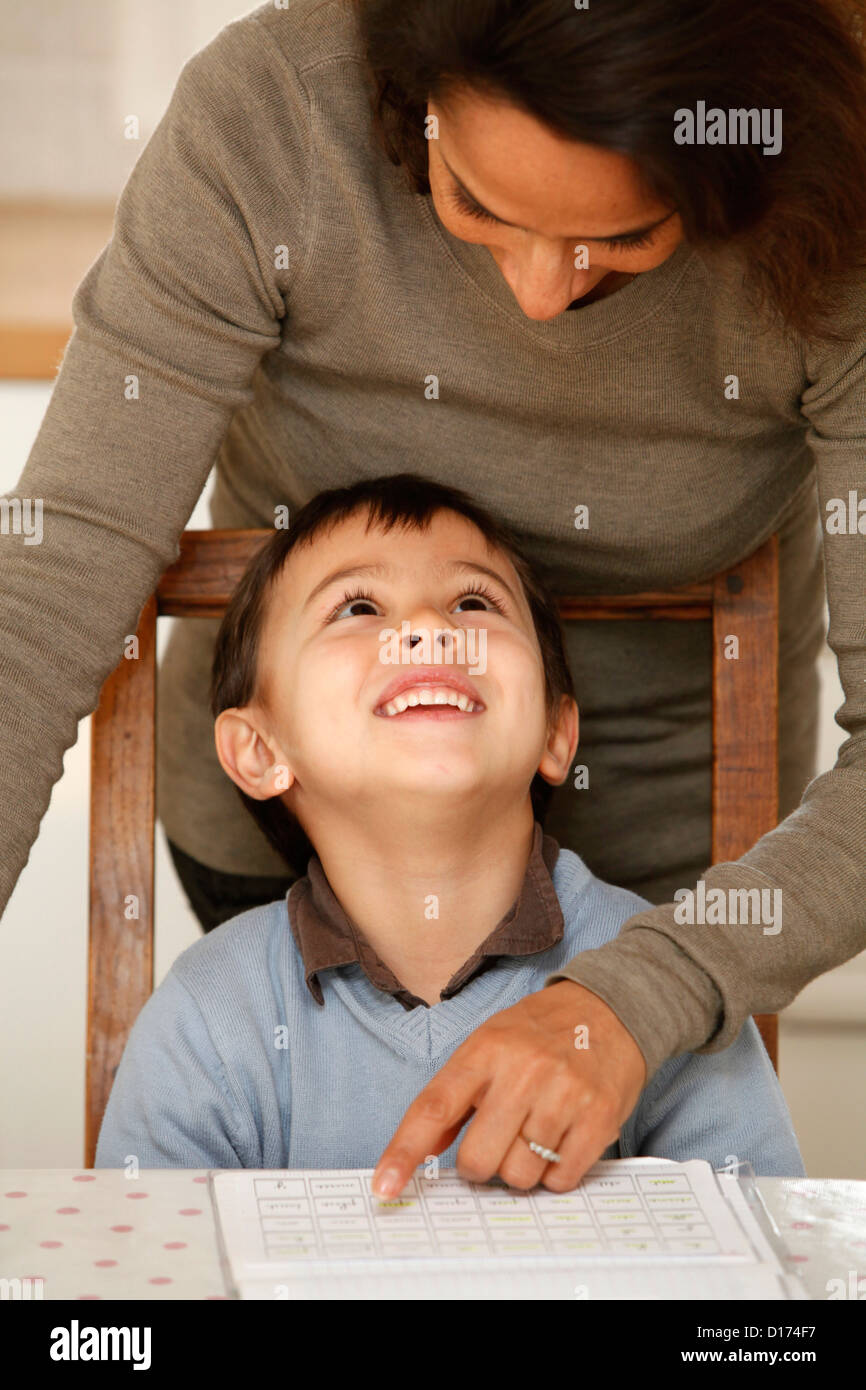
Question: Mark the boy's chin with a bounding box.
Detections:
[351,776,520,810]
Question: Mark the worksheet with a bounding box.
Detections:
[209,1158,809,1300]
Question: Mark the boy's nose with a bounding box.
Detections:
[405,631,462,661]
[401,606,460,646]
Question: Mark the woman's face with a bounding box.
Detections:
[427,87,684,321]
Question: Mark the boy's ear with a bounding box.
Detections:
[214,707,295,801]
[536,695,579,787]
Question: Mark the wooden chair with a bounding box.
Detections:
[86,530,779,1166]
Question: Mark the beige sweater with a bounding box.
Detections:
[2,0,864,1079]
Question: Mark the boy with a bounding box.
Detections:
[95,473,803,1178]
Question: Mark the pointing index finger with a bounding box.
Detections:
[371,1057,486,1197]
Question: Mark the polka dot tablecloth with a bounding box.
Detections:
[0,1170,227,1300]
[759,1178,866,1300]
[1,1171,864,1299]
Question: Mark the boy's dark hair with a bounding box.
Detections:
[210,473,576,873]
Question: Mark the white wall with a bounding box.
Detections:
[0,0,258,200]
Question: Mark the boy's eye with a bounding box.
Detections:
[455,595,486,611]
[327,588,380,622]
[341,599,379,617]
[453,588,505,614]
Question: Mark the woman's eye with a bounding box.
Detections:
[600,232,653,252]
[447,185,495,224]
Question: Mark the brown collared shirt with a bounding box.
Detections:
[287,822,564,1009]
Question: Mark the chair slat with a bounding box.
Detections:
[86,595,156,1166]
[157,529,271,616]
[712,537,780,1066]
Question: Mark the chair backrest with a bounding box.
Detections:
[86,530,779,1166]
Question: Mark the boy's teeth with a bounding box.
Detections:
[381,687,479,716]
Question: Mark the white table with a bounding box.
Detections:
[1,1170,864,1300]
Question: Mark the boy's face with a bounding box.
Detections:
[215,507,578,829]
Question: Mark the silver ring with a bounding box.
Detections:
[523,1135,562,1164]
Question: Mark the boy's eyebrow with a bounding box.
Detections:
[440,150,677,242]
[302,558,521,612]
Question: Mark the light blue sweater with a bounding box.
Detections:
[95,846,805,1176]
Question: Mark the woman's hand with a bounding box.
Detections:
[372,980,647,1196]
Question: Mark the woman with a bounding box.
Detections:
[3,0,864,1192]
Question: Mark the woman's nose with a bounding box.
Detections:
[500,248,597,320]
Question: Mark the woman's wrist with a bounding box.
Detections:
[545,928,723,1081]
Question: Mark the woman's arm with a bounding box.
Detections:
[0,18,310,915]
[551,280,866,1080]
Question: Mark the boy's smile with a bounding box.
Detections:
[373,668,486,719]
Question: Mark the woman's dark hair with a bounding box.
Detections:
[354,0,866,340]
[211,473,576,873]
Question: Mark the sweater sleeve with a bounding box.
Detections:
[94,971,255,1168]
[0,17,310,916]
[548,280,866,1080]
